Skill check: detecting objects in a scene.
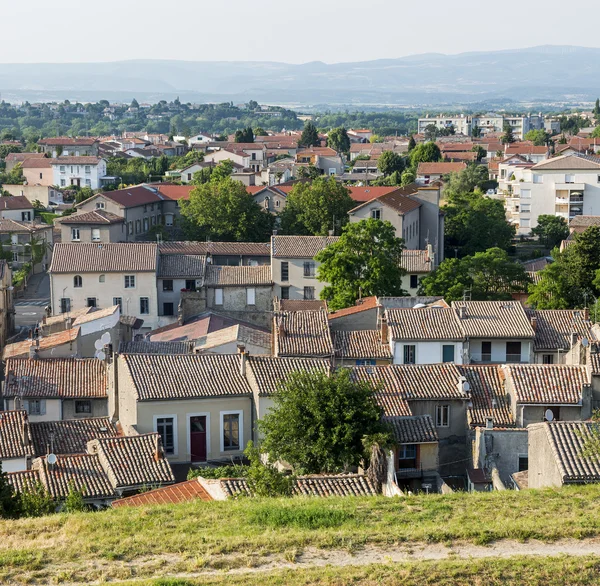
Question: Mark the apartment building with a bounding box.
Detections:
[50,157,108,189]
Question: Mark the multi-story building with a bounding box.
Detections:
[50,157,108,189]
[38,137,99,158]
[418,115,471,136]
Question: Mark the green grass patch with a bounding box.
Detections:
[39,212,58,225]
[249,501,351,529]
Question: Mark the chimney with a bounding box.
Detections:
[485,417,494,430]
[29,345,38,360]
[22,419,29,447]
[458,305,467,319]
[239,346,247,376]
[426,242,434,264]
[530,316,537,331]
[381,316,389,343]
[583,308,590,321]
[153,434,161,461]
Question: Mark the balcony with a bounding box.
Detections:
[470,353,524,364]
[556,197,569,205]
[555,183,585,191]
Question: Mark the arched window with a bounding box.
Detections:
[99,274,105,283]
[74,275,83,288]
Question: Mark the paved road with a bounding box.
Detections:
[14,272,50,332]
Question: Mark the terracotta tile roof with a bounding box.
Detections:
[400,250,433,273]
[332,330,391,360]
[90,185,164,208]
[521,257,552,272]
[532,153,600,170]
[274,310,333,357]
[220,474,378,498]
[119,340,194,354]
[297,146,338,157]
[280,299,327,312]
[159,241,270,256]
[351,367,412,416]
[246,356,331,396]
[505,145,548,156]
[49,157,103,166]
[121,354,252,401]
[0,218,50,233]
[387,307,464,341]
[0,411,34,459]
[350,191,421,215]
[5,152,45,163]
[532,421,600,483]
[569,216,600,233]
[346,186,403,202]
[36,454,115,499]
[220,478,251,497]
[72,305,119,326]
[328,297,379,320]
[4,358,107,399]
[0,196,33,210]
[30,418,118,457]
[526,309,594,351]
[386,415,438,444]
[271,235,338,258]
[158,254,205,279]
[443,151,478,162]
[505,364,589,404]
[89,434,175,489]
[50,243,157,273]
[39,137,98,146]
[416,162,467,175]
[112,478,212,507]
[459,365,514,428]
[204,265,272,286]
[58,210,124,225]
[154,184,194,201]
[195,324,271,353]
[2,327,80,360]
[294,474,377,497]
[512,469,529,489]
[7,469,40,493]
[20,157,52,169]
[439,142,475,151]
[452,301,535,339]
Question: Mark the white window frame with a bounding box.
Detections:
[27,399,45,416]
[215,288,223,305]
[371,208,382,220]
[124,275,136,289]
[153,414,178,457]
[91,228,101,241]
[71,228,80,241]
[220,410,243,453]
[140,296,150,314]
[246,287,256,306]
[186,412,211,461]
[436,404,450,427]
[96,201,105,210]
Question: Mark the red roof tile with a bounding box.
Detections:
[112,478,212,507]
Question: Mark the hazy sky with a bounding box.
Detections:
[2,0,599,64]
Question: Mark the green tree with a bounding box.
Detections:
[377,151,405,176]
[316,219,407,310]
[524,129,550,146]
[0,144,21,159]
[280,177,354,236]
[244,441,295,497]
[298,121,320,147]
[471,145,486,162]
[254,127,268,136]
[130,98,139,110]
[590,126,600,139]
[419,248,530,302]
[400,169,416,186]
[594,98,600,121]
[63,483,87,513]
[296,165,321,180]
[443,191,515,257]
[409,142,442,168]
[531,215,569,249]
[528,226,600,309]
[443,164,493,199]
[423,124,439,141]
[472,126,482,138]
[327,127,350,154]
[258,369,388,474]
[234,127,254,143]
[181,176,274,242]
[407,135,416,151]
[0,462,19,518]
[501,123,516,144]
[18,483,55,517]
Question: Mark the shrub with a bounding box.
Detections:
[18,483,55,517]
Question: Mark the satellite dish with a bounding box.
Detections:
[101,332,111,345]
[97,351,106,361]
[94,339,104,350]
[545,409,554,422]
[47,453,57,465]
[582,338,590,348]
[462,381,471,392]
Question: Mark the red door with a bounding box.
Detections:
[190,416,207,462]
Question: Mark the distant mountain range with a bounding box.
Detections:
[1,45,600,107]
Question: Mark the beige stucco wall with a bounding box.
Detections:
[23,166,53,187]
[205,284,273,328]
[62,398,108,419]
[60,221,125,244]
[5,398,61,421]
[2,185,60,207]
[528,425,564,488]
[50,271,159,330]
[271,257,327,301]
[349,204,420,249]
